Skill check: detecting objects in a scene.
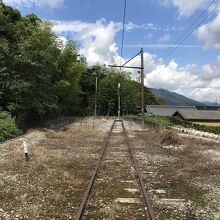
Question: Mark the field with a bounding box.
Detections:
[193,122,220,127]
[0,118,220,219]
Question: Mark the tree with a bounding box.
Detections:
[0,3,85,127]
[79,64,108,115]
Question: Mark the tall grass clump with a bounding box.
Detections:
[0,111,21,142]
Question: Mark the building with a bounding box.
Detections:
[145,105,197,117]
[173,110,220,126]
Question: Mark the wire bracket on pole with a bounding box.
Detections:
[108,65,143,70]
[121,50,141,67]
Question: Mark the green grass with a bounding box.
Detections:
[145,115,174,127]
[0,111,21,142]
[169,116,220,134]
[125,115,220,134]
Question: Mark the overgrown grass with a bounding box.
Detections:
[0,111,21,142]
[169,116,220,134]
[125,114,220,134]
[145,115,174,127]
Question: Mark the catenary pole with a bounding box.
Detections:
[118,83,121,118]
[141,48,144,129]
[94,77,98,117]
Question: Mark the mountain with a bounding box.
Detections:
[203,102,220,106]
[150,88,205,106]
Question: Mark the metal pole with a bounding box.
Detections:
[94,77,98,117]
[141,48,145,129]
[118,83,121,118]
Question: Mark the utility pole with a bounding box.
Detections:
[118,83,121,118]
[141,48,145,129]
[108,48,144,127]
[94,77,98,117]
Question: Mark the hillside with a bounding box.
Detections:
[150,88,205,106]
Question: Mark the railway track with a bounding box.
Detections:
[75,119,156,220]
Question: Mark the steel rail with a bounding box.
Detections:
[121,120,156,220]
[75,120,116,220]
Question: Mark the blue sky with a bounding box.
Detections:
[3,0,220,102]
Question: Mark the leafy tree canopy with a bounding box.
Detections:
[0,2,163,129]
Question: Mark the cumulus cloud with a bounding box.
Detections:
[158,34,171,43]
[52,19,121,65]
[52,18,220,103]
[196,12,220,49]
[145,60,204,91]
[144,55,220,102]
[158,0,210,17]
[190,88,220,102]
[3,0,64,8]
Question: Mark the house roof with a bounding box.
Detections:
[173,110,220,121]
[145,105,197,117]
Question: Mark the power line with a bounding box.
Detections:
[163,0,220,59]
[120,0,127,69]
[160,0,218,59]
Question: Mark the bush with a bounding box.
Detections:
[0,111,21,142]
[169,117,220,134]
[125,115,220,134]
[145,115,174,127]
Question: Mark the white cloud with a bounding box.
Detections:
[125,22,161,31]
[52,19,121,65]
[143,55,220,102]
[53,18,220,103]
[158,34,171,43]
[158,0,210,17]
[190,88,220,102]
[3,0,64,8]
[145,60,204,91]
[57,36,68,49]
[196,12,220,49]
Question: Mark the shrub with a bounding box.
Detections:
[145,115,174,127]
[169,117,220,134]
[0,111,21,142]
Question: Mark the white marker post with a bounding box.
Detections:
[23,141,29,162]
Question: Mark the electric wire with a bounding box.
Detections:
[160,0,218,59]
[120,0,127,70]
[163,0,220,59]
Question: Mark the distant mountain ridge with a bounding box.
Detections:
[150,88,206,106]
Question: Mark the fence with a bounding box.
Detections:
[124,116,163,133]
[44,117,83,130]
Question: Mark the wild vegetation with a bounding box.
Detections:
[125,114,220,134]
[145,115,220,134]
[0,2,161,139]
[0,111,21,142]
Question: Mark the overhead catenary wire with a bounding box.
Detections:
[120,0,127,70]
[163,0,220,59]
[160,0,218,59]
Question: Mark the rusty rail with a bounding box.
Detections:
[75,119,156,219]
[121,120,156,220]
[75,120,116,220]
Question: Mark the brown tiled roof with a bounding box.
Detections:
[145,105,197,117]
[174,110,220,120]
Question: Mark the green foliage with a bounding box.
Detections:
[169,117,220,134]
[0,111,21,142]
[79,64,108,115]
[0,2,163,133]
[142,115,220,134]
[145,115,174,127]
[0,3,85,128]
[98,69,161,116]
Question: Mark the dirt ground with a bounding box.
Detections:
[0,118,219,220]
